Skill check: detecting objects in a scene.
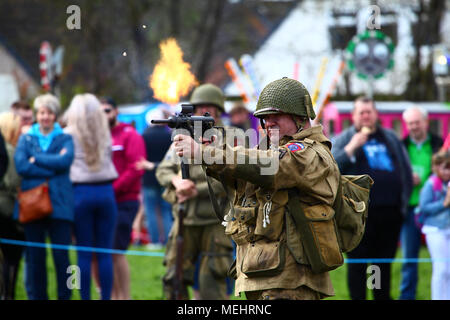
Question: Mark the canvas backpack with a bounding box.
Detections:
[287,173,373,274]
[333,174,373,253]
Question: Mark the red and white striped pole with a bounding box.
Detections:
[39,41,52,92]
[225,58,249,103]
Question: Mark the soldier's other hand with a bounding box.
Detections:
[176,185,198,203]
[173,134,200,160]
[172,176,195,192]
[200,136,216,146]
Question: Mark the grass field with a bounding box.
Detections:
[13,244,432,300]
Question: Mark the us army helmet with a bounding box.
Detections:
[253,77,316,120]
[190,83,225,112]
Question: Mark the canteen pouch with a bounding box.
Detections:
[334,175,373,252]
[241,239,286,277]
[287,189,343,274]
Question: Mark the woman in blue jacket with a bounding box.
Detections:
[418,150,450,300]
[14,93,75,300]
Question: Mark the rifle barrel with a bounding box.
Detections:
[150,119,170,124]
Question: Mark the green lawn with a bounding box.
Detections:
[13,245,432,300]
[328,246,432,300]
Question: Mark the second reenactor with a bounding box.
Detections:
[156,83,234,300]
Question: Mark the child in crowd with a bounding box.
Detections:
[418,150,450,300]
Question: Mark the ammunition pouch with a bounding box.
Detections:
[287,189,343,274]
[240,239,286,278]
[234,206,257,225]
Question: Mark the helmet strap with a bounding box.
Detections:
[260,118,265,129]
[292,116,306,133]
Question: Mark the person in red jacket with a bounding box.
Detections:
[100,97,146,300]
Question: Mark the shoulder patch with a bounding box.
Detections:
[286,142,305,153]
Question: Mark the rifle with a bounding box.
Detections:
[151,104,215,300]
[151,104,215,179]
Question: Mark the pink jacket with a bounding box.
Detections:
[111,122,146,202]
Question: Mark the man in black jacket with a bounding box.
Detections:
[399,106,443,300]
[332,96,413,300]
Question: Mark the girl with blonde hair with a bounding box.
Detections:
[64,93,118,300]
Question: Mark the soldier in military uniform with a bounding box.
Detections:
[173,78,341,300]
[156,84,234,300]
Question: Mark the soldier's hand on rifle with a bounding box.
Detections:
[173,134,201,160]
[176,186,198,203]
[172,176,198,203]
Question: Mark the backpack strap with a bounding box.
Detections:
[430,175,443,192]
[205,171,235,224]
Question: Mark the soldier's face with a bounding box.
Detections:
[352,101,378,131]
[194,105,219,120]
[262,113,298,144]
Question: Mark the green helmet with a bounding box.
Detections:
[190,83,225,112]
[253,77,315,120]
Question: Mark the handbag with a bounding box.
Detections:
[18,181,53,223]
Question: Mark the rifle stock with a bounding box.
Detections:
[172,202,185,300]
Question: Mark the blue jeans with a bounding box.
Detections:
[142,186,172,244]
[24,218,73,300]
[399,206,422,300]
[73,183,118,300]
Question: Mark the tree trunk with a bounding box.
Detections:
[196,0,226,82]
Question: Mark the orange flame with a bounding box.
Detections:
[149,38,197,104]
